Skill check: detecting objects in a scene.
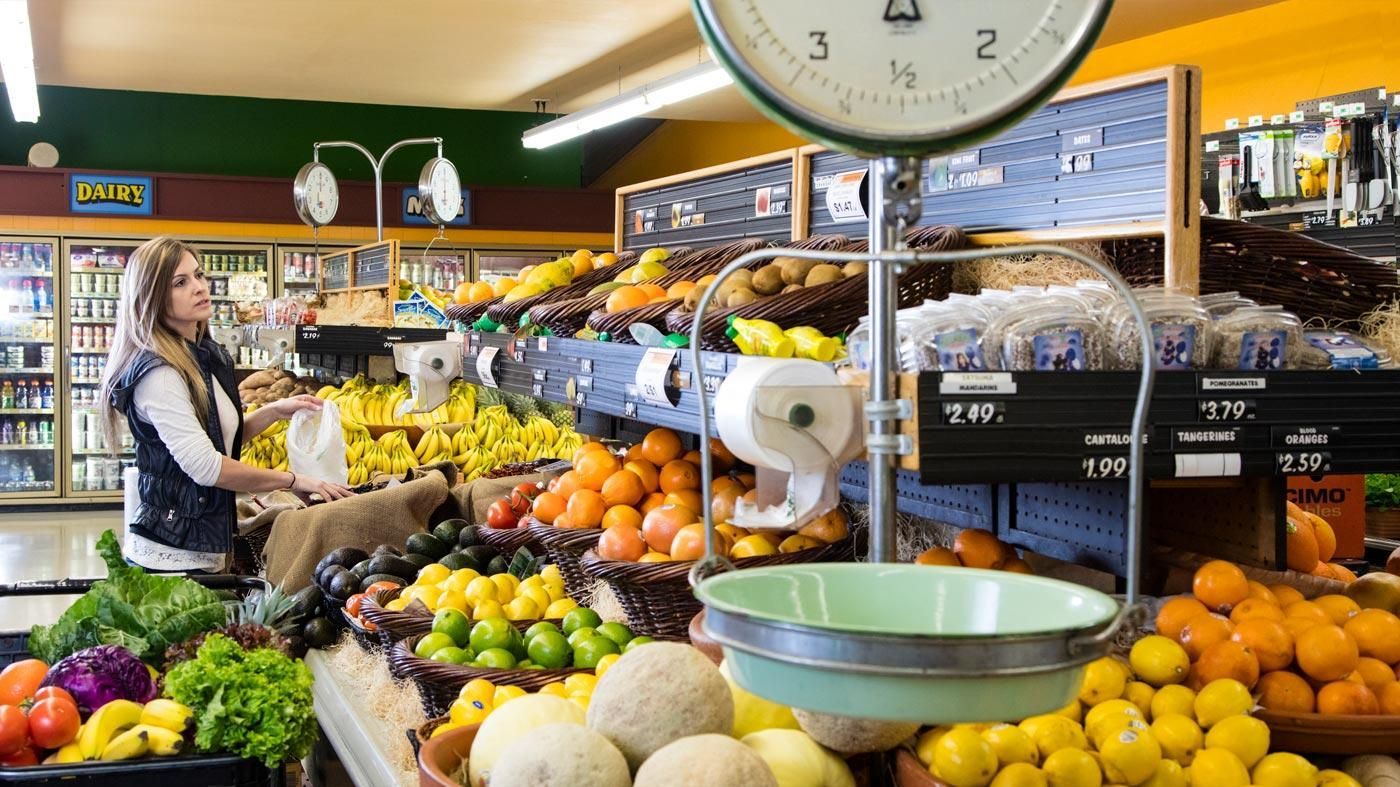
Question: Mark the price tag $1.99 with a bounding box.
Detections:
[635,347,678,408]
[476,346,500,388]
[1081,456,1129,479]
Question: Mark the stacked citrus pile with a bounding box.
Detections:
[914,529,1035,574]
[1153,558,1400,717]
[385,562,581,622]
[438,669,615,739]
[1284,501,1357,582]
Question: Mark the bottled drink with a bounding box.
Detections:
[41,378,52,409]
[38,420,50,445]
[20,244,33,267]
[34,279,47,313]
[19,280,32,314]
[27,420,38,445]
[0,417,11,443]
[13,379,26,409]
[15,419,26,444]
[0,380,12,409]
[29,380,40,410]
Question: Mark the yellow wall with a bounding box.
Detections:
[592,120,805,192]
[1071,0,1398,132]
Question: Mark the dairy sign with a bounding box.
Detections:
[69,174,153,215]
[401,186,471,226]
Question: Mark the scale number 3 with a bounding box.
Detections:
[809,31,828,60]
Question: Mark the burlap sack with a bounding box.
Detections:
[263,470,451,591]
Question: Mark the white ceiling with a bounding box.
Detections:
[17,0,1285,123]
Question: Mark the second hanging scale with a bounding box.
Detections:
[683,0,1156,722]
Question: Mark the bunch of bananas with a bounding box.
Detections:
[415,425,455,466]
[242,419,288,471]
[48,699,193,763]
[318,377,475,428]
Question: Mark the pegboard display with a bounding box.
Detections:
[1148,478,1283,569]
[617,152,795,252]
[839,462,994,532]
[1000,482,1130,575]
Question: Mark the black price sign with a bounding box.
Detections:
[1081,456,1129,479]
[940,401,1005,425]
[1198,398,1256,422]
[1276,451,1331,475]
[1302,211,1333,229]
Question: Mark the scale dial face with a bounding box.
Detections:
[293,162,340,227]
[419,157,462,225]
[694,0,1113,157]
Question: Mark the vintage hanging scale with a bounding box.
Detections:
[417,156,463,225]
[292,160,340,228]
[686,0,1159,723]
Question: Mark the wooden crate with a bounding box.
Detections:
[316,240,401,326]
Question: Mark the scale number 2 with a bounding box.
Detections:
[1277,451,1330,475]
[941,401,1003,425]
[1081,456,1129,479]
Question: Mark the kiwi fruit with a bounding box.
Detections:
[777,257,819,285]
[729,269,754,289]
[751,265,785,296]
[843,261,869,278]
[781,284,805,294]
[804,264,844,287]
[726,288,758,308]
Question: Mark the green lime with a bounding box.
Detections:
[414,632,456,660]
[469,618,515,654]
[595,622,634,647]
[433,608,472,648]
[567,627,599,650]
[517,660,534,669]
[507,626,528,660]
[562,607,603,636]
[429,646,471,665]
[474,647,518,669]
[527,630,572,669]
[524,620,561,643]
[624,636,655,653]
[573,636,621,669]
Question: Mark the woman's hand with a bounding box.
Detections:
[271,394,325,421]
[291,472,356,501]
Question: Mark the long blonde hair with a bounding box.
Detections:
[99,237,210,453]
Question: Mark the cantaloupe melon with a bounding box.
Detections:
[793,708,920,754]
[489,723,630,787]
[468,694,585,787]
[632,734,778,786]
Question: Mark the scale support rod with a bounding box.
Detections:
[314,137,442,242]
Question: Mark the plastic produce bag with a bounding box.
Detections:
[286,399,349,485]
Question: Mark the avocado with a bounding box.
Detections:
[360,573,407,592]
[486,555,509,577]
[317,564,349,592]
[440,552,474,571]
[289,585,324,620]
[367,554,421,580]
[349,558,375,581]
[457,526,482,549]
[303,617,338,649]
[433,519,467,545]
[459,545,497,572]
[401,552,434,569]
[406,532,451,560]
[372,544,403,557]
[326,569,360,601]
[321,547,369,572]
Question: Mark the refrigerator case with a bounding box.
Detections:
[0,236,61,498]
[276,243,354,299]
[475,249,565,281]
[399,245,470,293]
[191,242,274,370]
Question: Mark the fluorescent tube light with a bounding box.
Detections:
[0,0,38,123]
[523,61,732,149]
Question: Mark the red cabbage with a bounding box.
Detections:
[40,645,157,714]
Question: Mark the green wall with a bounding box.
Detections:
[0,86,583,187]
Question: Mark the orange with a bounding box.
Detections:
[799,509,850,544]
[1269,585,1306,607]
[709,439,737,472]
[601,471,646,508]
[1284,601,1332,626]
[622,460,660,493]
[574,449,622,492]
[1283,616,1323,640]
[1229,598,1285,625]
[1231,619,1294,672]
[640,428,684,466]
[453,281,474,305]
[637,283,667,301]
[641,504,696,554]
[1285,516,1320,573]
[624,443,646,463]
[1195,640,1261,688]
[1352,658,1397,694]
[601,505,643,530]
[666,281,697,300]
[1295,624,1360,682]
[1192,560,1250,613]
[659,460,701,493]
[1313,595,1362,627]
[1312,562,1339,580]
[1246,581,1279,605]
[531,491,567,525]
[711,476,747,498]
[1316,681,1379,715]
[915,547,960,566]
[572,441,610,465]
[1003,557,1034,574]
[1257,670,1315,713]
[1179,613,1235,661]
[682,449,704,466]
[736,472,756,489]
[597,523,647,562]
[669,522,731,561]
[606,285,649,313]
[637,551,671,563]
[1344,609,1400,664]
[553,512,575,529]
[565,489,607,528]
[571,251,594,277]
[1157,596,1211,640]
[639,492,667,515]
[1330,563,1358,583]
[664,490,705,515]
[711,486,742,524]
[953,528,1009,570]
[1379,682,1400,715]
[468,281,495,303]
[715,523,750,543]
[552,470,583,500]
[1306,513,1337,562]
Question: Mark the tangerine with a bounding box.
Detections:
[915,547,960,566]
[1313,595,1362,627]
[1157,596,1211,640]
[659,460,701,493]
[1379,682,1400,715]
[670,522,730,561]
[468,281,495,303]
[565,489,607,528]
[552,470,583,500]
[1192,560,1250,613]
[1352,658,1397,694]
[1329,563,1359,583]
[1268,585,1306,607]
[1178,613,1235,661]
[1306,513,1337,562]
[1313,562,1339,580]
[601,471,646,507]
[1246,581,1279,605]
[1230,619,1294,672]
[1295,624,1360,682]
[1282,616,1323,640]
[1256,670,1315,713]
[574,450,622,492]
[1316,681,1379,715]
[640,428,684,466]
[1229,598,1285,625]
[663,489,705,515]
[639,492,667,515]
[452,281,474,305]
[709,439,737,472]
[641,504,696,554]
[531,491,567,525]
[597,523,647,561]
[681,449,703,466]
[625,443,646,463]
[954,528,1009,570]
[1284,600,1332,626]
[1285,516,1320,573]
[1195,640,1261,688]
[636,283,668,302]
[572,441,609,465]
[606,286,649,313]
[1344,609,1400,664]
[622,460,660,493]
[601,505,643,530]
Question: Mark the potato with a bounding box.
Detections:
[777,257,819,285]
[726,288,758,308]
[751,265,785,295]
[804,264,844,286]
[781,284,805,294]
[843,261,869,278]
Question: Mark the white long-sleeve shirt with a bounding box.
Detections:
[122,366,241,572]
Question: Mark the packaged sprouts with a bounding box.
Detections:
[1211,307,1303,370]
[907,304,991,371]
[992,300,1106,372]
[1108,294,1215,370]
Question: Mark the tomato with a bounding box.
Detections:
[345,593,369,619]
[0,746,36,767]
[31,687,74,708]
[0,660,46,706]
[27,699,79,750]
[0,705,27,757]
[363,580,401,598]
[486,498,518,529]
[509,482,540,516]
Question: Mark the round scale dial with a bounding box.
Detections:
[292,162,339,227]
[694,0,1113,156]
[419,157,462,225]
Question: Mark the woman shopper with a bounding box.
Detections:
[99,237,353,573]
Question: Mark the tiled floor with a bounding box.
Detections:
[0,508,124,630]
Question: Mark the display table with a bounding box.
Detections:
[305,650,414,787]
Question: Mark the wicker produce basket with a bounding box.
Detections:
[1255,709,1400,755]
[390,633,590,716]
[579,537,856,639]
[340,607,383,651]
[670,225,966,351]
[1111,216,1398,328]
[473,524,544,556]
[442,251,640,325]
[1366,508,1400,540]
[485,250,650,329]
[525,520,602,598]
[359,586,566,648]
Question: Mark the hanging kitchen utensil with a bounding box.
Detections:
[1367,121,1389,210]
[1342,119,1364,214]
[1239,145,1267,211]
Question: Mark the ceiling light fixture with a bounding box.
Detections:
[523,61,732,149]
[0,0,38,123]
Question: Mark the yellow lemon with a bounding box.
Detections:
[449,698,491,726]
[1148,714,1202,766]
[545,581,567,601]
[1250,752,1318,787]
[931,727,999,787]
[540,564,562,583]
[1041,748,1102,787]
[459,678,497,706]
[1090,716,1148,750]
[1187,749,1250,787]
[545,597,578,618]
[990,763,1048,787]
[445,570,478,592]
[1018,715,1088,761]
[472,599,505,620]
[563,673,598,695]
[464,576,498,604]
[536,682,568,699]
[518,575,545,591]
[1193,679,1254,728]
[1139,759,1187,787]
[594,653,621,679]
[416,563,451,586]
[385,597,409,612]
[521,586,552,612]
[436,589,469,613]
[503,596,540,621]
[1129,635,1190,687]
[491,277,518,298]
[490,573,520,600]
[916,726,951,767]
[1203,715,1270,769]
[1051,699,1083,723]
[1317,769,1363,787]
[568,692,591,712]
[1122,681,1155,717]
[491,685,526,708]
[1084,700,1143,744]
[1078,657,1128,706]
[1149,685,1196,721]
[1098,728,1161,785]
[431,720,463,739]
[983,723,1039,766]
